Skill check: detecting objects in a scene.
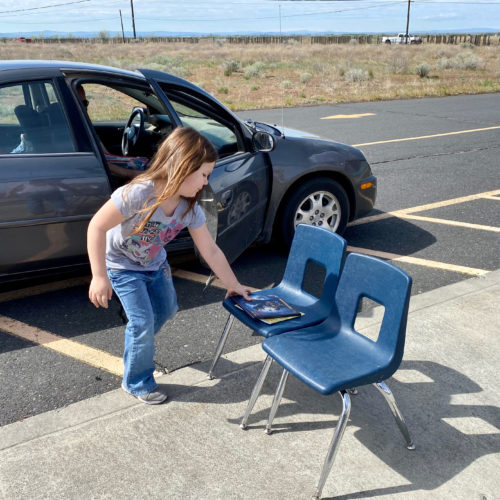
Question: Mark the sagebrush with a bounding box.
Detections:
[1,40,499,110]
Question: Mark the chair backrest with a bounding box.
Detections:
[14,105,51,152]
[15,104,45,129]
[335,252,412,375]
[281,224,347,302]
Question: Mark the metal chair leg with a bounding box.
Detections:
[374,381,415,450]
[312,390,351,500]
[207,314,235,379]
[240,355,273,430]
[265,369,289,435]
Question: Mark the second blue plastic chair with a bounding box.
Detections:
[248,253,415,499]
[207,224,347,379]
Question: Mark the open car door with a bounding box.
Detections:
[140,69,272,264]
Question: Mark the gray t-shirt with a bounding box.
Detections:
[106,181,206,271]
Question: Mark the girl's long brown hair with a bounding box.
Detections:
[124,127,217,234]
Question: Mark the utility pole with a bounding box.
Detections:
[119,9,125,43]
[405,0,411,44]
[279,4,282,44]
[130,0,136,39]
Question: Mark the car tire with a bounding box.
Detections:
[280,178,349,247]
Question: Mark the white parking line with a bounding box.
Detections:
[350,189,500,226]
[346,246,489,276]
[393,214,499,233]
[352,125,500,147]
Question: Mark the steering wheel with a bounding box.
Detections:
[122,107,146,156]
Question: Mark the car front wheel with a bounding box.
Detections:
[280,178,349,247]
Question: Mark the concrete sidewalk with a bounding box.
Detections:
[1,271,499,500]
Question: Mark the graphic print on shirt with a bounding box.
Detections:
[119,219,184,265]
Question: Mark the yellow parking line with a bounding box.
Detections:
[0,315,124,377]
[0,315,168,378]
[352,125,500,147]
[349,189,500,226]
[321,113,375,120]
[0,269,258,305]
[0,276,90,304]
[482,195,500,201]
[172,269,260,292]
[347,246,489,276]
[0,269,259,377]
[395,214,500,233]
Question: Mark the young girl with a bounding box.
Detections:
[87,127,251,405]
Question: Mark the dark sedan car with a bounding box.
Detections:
[0,60,376,283]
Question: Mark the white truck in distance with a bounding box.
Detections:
[382,33,422,44]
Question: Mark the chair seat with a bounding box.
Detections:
[263,327,393,395]
[223,286,325,338]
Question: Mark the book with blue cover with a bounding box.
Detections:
[230,294,301,321]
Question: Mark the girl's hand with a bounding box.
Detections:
[89,275,113,308]
[225,283,252,301]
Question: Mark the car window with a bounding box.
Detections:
[0,80,75,154]
[77,82,173,160]
[83,83,149,123]
[168,96,240,158]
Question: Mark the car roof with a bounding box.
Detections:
[0,59,144,79]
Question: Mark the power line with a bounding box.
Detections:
[137,1,406,23]
[418,1,500,3]
[0,0,124,18]
[0,0,91,15]
[2,0,498,29]
[9,17,113,26]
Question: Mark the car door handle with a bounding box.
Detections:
[220,190,233,208]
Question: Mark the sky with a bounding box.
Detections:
[2,0,500,36]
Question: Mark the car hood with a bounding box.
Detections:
[254,120,361,154]
[253,121,366,163]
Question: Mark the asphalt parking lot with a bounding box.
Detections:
[0,93,499,426]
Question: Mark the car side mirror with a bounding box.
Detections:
[252,131,276,153]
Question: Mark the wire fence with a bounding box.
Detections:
[3,33,499,46]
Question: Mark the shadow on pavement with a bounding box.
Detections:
[182,358,498,497]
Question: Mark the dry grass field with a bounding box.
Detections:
[1,39,499,110]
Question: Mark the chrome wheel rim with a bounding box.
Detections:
[294,190,341,233]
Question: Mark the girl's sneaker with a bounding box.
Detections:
[122,385,168,405]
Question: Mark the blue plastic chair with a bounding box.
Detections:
[207,225,347,380]
[250,253,415,499]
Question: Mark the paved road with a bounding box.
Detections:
[1,94,499,426]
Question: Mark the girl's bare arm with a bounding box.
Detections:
[189,224,251,300]
[87,199,125,308]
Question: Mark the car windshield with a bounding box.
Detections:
[167,98,239,157]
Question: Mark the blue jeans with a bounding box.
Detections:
[107,263,178,395]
